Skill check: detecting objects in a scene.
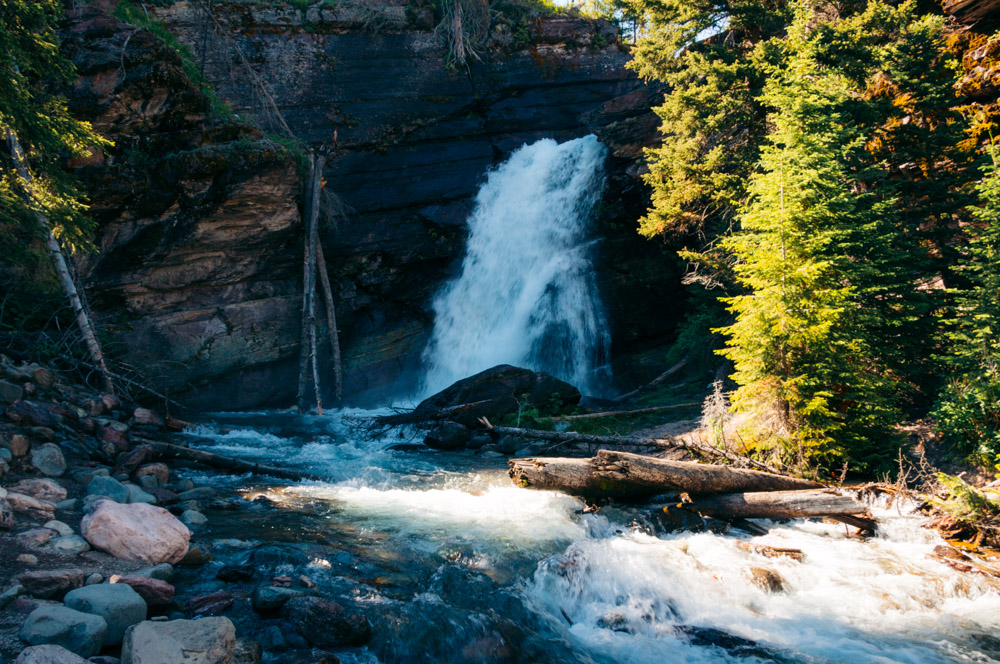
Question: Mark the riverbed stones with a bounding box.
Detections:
[50,534,91,555]
[81,501,191,564]
[181,510,207,527]
[187,591,234,616]
[251,585,311,612]
[7,433,30,456]
[19,605,108,657]
[16,528,57,548]
[65,583,148,645]
[0,378,23,403]
[126,484,157,505]
[133,463,169,485]
[87,476,129,503]
[10,480,67,504]
[748,567,785,593]
[14,644,89,664]
[248,544,308,568]
[43,520,73,537]
[177,487,215,502]
[30,444,66,477]
[280,596,372,648]
[121,617,236,664]
[1,498,14,529]
[18,569,84,599]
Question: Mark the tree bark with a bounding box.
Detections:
[5,128,114,394]
[508,449,821,500]
[114,442,327,482]
[297,153,325,414]
[313,226,343,403]
[690,489,870,520]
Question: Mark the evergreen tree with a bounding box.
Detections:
[717,11,901,471]
[932,148,1000,459]
[1,0,109,253]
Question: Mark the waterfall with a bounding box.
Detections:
[422,135,611,396]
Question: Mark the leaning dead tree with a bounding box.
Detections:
[297,153,326,414]
[5,128,114,394]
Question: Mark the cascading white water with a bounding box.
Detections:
[422,135,611,395]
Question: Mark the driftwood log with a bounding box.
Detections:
[691,490,877,532]
[114,443,327,483]
[508,449,820,500]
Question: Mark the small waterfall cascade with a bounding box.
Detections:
[422,135,611,395]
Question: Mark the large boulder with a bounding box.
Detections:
[121,618,235,664]
[414,365,581,427]
[15,644,88,664]
[423,420,472,450]
[19,605,108,658]
[81,501,191,564]
[280,596,372,649]
[64,583,148,645]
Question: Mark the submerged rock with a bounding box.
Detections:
[280,596,372,649]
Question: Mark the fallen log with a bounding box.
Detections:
[488,424,784,473]
[550,402,701,422]
[508,449,820,500]
[692,490,877,532]
[114,442,327,483]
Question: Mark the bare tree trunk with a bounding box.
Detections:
[297,153,324,413]
[508,449,820,500]
[5,128,114,394]
[314,227,343,403]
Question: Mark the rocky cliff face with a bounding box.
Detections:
[71,0,677,409]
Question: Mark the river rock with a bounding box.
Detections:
[16,528,58,548]
[180,510,207,527]
[186,591,234,616]
[17,554,38,565]
[87,476,129,503]
[748,567,785,593]
[134,564,174,581]
[11,480,67,504]
[232,638,262,664]
[43,520,74,537]
[110,576,175,607]
[121,617,235,664]
[81,501,191,564]
[414,365,581,428]
[176,487,215,502]
[126,485,157,505]
[424,420,471,450]
[131,408,163,428]
[31,444,67,477]
[280,596,373,648]
[7,492,57,520]
[136,475,160,492]
[179,543,212,566]
[14,644,89,664]
[216,564,255,582]
[18,569,84,599]
[65,583,148,645]
[50,534,91,555]
[133,463,169,485]
[19,605,108,657]
[7,433,30,456]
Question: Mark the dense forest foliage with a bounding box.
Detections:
[624,0,1000,473]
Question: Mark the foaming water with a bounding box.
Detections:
[422,136,611,396]
[184,412,1000,664]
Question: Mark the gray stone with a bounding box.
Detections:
[19,605,108,658]
[14,644,88,664]
[121,618,235,664]
[31,444,67,477]
[81,495,105,514]
[256,625,287,651]
[125,485,156,505]
[86,574,104,586]
[137,475,160,492]
[56,499,79,512]
[180,510,207,527]
[232,638,261,664]
[17,528,58,548]
[0,378,24,403]
[87,476,129,503]
[65,583,147,646]
[50,535,91,555]
[18,554,39,565]
[0,446,12,462]
[72,468,108,485]
[43,520,74,537]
